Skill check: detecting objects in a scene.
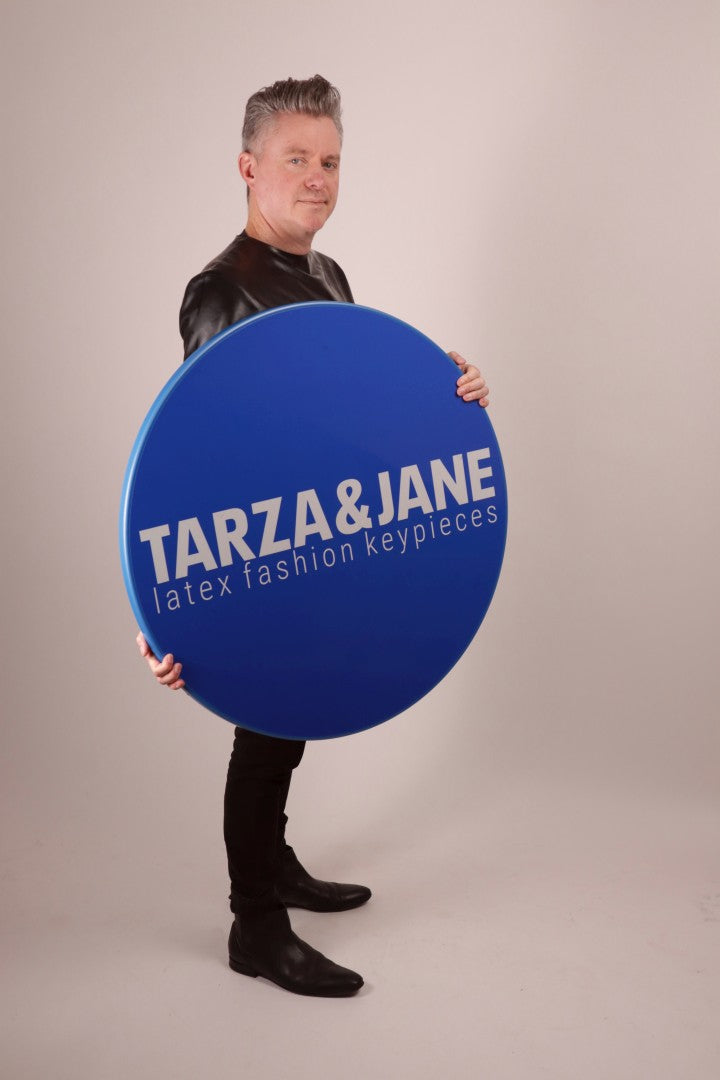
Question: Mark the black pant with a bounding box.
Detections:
[224,726,306,913]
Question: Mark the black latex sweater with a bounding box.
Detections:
[179,231,354,360]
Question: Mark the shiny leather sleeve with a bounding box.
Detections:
[180,270,255,360]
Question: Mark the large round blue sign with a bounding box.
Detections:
[120,303,507,739]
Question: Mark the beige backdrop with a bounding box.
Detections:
[2,1,719,1078]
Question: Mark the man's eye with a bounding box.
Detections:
[289,157,302,165]
[323,162,338,170]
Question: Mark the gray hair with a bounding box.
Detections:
[242,74,343,152]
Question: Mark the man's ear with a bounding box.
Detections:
[238,151,256,188]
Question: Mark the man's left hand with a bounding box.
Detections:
[449,351,489,408]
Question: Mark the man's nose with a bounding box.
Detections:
[305,165,326,189]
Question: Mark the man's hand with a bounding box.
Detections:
[136,631,185,690]
[449,351,489,408]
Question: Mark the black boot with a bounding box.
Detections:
[228,906,363,997]
[278,846,372,912]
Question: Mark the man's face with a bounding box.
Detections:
[240,112,341,254]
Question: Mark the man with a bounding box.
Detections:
[138,75,489,998]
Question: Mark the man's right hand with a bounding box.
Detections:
[136,631,185,690]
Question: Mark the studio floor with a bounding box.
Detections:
[3,780,719,1080]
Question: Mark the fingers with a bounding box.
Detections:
[458,382,490,406]
[154,654,185,689]
[448,353,490,407]
[456,365,489,407]
[136,630,185,690]
[159,670,185,690]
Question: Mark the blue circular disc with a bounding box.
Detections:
[120,302,507,739]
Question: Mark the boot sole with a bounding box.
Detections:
[228,954,363,997]
[279,893,372,913]
[229,955,259,977]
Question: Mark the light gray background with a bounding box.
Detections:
[2,1,719,1078]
